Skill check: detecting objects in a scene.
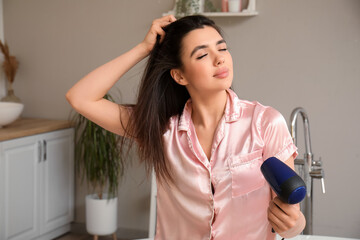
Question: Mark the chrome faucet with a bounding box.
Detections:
[290,107,325,235]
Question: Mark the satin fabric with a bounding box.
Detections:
[156,89,298,240]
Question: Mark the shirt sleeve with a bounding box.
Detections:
[260,107,298,162]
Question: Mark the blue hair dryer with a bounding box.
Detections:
[261,157,306,204]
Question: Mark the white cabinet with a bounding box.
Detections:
[0,128,74,240]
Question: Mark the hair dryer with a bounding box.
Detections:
[261,157,306,204]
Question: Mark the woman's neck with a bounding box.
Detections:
[190,90,227,128]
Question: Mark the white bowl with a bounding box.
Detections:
[0,102,24,128]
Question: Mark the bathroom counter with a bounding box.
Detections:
[0,118,74,141]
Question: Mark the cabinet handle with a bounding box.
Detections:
[38,141,42,163]
[43,140,47,161]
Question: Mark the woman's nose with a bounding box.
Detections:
[215,55,225,66]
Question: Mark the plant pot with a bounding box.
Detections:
[188,0,204,14]
[175,0,204,16]
[86,194,118,236]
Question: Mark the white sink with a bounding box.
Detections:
[0,102,24,128]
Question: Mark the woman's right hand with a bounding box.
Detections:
[141,15,176,54]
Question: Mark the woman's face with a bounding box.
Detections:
[174,26,233,96]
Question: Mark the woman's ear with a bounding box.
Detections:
[170,69,188,86]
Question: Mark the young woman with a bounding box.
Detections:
[66,15,305,240]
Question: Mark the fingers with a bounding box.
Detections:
[268,201,289,232]
[161,14,177,24]
[151,15,176,35]
[150,23,166,41]
[142,15,176,52]
[273,197,300,215]
[151,15,176,42]
[268,197,300,233]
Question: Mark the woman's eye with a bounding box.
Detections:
[219,48,227,52]
[196,54,208,60]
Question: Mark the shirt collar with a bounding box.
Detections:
[178,89,243,131]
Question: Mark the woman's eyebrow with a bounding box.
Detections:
[190,39,226,57]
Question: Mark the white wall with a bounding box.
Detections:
[220,1,360,237]
[2,0,360,238]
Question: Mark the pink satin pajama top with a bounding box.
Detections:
[155,89,298,240]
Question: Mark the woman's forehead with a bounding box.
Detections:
[181,26,223,53]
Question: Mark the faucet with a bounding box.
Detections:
[290,107,325,235]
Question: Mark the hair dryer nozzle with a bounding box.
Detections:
[261,157,306,204]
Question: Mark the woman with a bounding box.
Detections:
[66,15,305,240]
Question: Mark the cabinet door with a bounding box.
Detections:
[0,135,40,240]
[39,128,74,235]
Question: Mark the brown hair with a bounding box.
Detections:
[122,15,223,184]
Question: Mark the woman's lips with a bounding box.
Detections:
[213,67,229,79]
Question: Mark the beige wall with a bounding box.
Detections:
[2,0,360,238]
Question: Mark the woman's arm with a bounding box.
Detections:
[268,156,306,238]
[65,15,176,136]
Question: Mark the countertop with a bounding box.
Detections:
[0,118,74,141]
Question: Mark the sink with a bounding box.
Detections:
[0,102,24,128]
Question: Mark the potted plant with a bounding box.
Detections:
[175,0,204,16]
[70,94,125,240]
[173,0,218,17]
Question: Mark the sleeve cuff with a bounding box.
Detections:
[274,141,298,162]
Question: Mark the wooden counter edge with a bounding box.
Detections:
[0,118,75,141]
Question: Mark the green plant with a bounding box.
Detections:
[71,94,124,199]
[204,0,219,12]
[175,0,200,16]
[175,0,219,16]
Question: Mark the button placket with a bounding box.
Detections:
[209,119,225,166]
[208,170,215,239]
[186,131,210,169]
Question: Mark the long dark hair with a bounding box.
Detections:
[122,15,223,184]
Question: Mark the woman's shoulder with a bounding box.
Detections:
[228,89,273,114]
[235,98,278,116]
[236,98,285,126]
[163,115,180,137]
[250,102,287,132]
[226,89,283,125]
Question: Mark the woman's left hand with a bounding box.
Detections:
[268,196,304,235]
